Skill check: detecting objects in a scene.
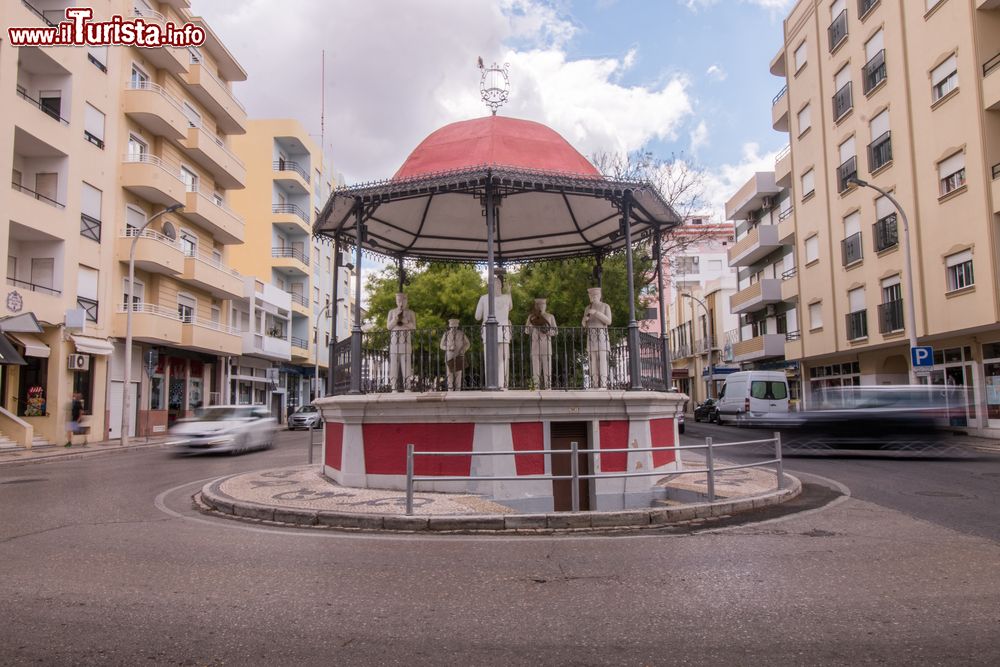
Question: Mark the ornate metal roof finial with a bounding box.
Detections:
[478,58,510,116]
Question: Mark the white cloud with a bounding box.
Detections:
[705,64,726,81]
[681,0,794,12]
[699,142,780,221]
[689,120,709,153]
[192,0,694,183]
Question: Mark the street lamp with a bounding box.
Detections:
[121,203,184,446]
[848,177,918,384]
[313,298,332,403]
[681,292,713,398]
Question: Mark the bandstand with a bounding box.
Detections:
[313,71,686,512]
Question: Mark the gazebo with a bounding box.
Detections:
[312,86,687,511]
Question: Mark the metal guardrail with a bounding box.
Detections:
[291,336,309,349]
[16,87,69,125]
[403,434,785,515]
[863,49,886,94]
[774,144,791,164]
[992,163,1000,180]
[273,160,310,183]
[772,85,787,107]
[80,213,101,242]
[11,181,65,209]
[272,203,309,224]
[858,0,879,19]
[828,9,848,52]
[272,246,310,265]
[6,277,61,296]
[868,130,892,172]
[21,0,55,26]
[832,81,853,122]
[984,52,1000,78]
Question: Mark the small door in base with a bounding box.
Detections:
[550,421,590,512]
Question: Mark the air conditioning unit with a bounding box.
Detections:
[68,354,90,371]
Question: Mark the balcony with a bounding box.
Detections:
[130,8,188,74]
[828,9,848,52]
[841,231,863,266]
[780,269,798,302]
[291,336,310,361]
[273,203,311,233]
[121,154,186,206]
[116,229,184,276]
[725,172,781,221]
[122,82,188,141]
[771,86,789,132]
[243,331,291,361]
[271,246,310,276]
[873,213,898,252]
[868,131,892,172]
[114,303,183,344]
[832,82,853,122]
[983,52,1000,111]
[181,316,242,355]
[784,334,803,361]
[777,209,795,243]
[289,291,310,314]
[863,49,887,95]
[991,165,1000,215]
[181,252,244,300]
[775,144,792,187]
[846,309,868,341]
[15,88,72,148]
[180,61,247,134]
[858,0,879,19]
[180,125,246,189]
[731,334,786,363]
[5,277,63,324]
[730,279,783,315]
[727,224,781,267]
[183,189,245,245]
[272,160,310,195]
[878,299,905,334]
[837,156,858,194]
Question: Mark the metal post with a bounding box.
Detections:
[405,443,415,516]
[570,441,580,512]
[327,236,340,395]
[774,431,784,490]
[484,176,499,390]
[308,419,315,464]
[349,198,364,394]
[704,436,716,502]
[654,229,672,390]
[622,190,642,390]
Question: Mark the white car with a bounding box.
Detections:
[170,406,277,456]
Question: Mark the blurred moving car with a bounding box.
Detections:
[288,404,322,430]
[171,406,277,456]
[693,398,719,423]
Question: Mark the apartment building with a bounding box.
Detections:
[228,119,352,417]
[0,0,251,446]
[723,172,802,404]
[764,0,1000,430]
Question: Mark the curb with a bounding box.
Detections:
[0,439,172,467]
[197,473,802,534]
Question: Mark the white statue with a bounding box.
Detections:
[386,292,416,391]
[526,298,557,389]
[439,319,470,391]
[582,286,612,388]
[474,276,512,389]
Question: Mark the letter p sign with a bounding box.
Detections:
[911,346,933,368]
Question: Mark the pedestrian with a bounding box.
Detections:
[65,392,83,447]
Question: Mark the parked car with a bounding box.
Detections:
[693,398,719,423]
[715,371,790,426]
[288,405,322,430]
[170,406,277,456]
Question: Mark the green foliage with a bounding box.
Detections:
[365,262,486,330]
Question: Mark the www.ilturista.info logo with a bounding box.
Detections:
[7,7,205,48]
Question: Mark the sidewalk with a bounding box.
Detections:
[0,436,172,467]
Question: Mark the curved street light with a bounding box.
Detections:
[121,203,183,447]
[681,292,713,396]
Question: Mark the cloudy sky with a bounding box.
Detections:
[193,0,794,220]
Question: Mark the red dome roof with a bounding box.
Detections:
[392,116,601,180]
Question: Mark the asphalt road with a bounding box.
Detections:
[2,428,999,665]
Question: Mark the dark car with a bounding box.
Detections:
[693,398,718,423]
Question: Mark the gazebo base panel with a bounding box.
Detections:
[314,390,686,512]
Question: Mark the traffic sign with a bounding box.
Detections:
[911,346,934,368]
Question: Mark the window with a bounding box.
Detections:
[879,275,903,333]
[868,110,891,171]
[213,191,224,206]
[809,302,823,330]
[122,277,144,310]
[931,55,958,102]
[80,183,102,242]
[873,195,898,252]
[797,104,812,135]
[178,294,196,323]
[39,90,63,121]
[84,103,105,149]
[127,134,147,159]
[863,30,886,94]
[130,65,148,88]
[125,204,146,234]
[842,211,862,265]
[77,265,99,323]
[180,230,198,257]
[837,137,857,193]
[938,152,965,195]
[833,65,853,120]
[846,286,867,340]
[946,250,974,291]
[674,256,700,274]
[313,286,320,304]
[183,102,201,129]
[751,381,788,400]
[708,260,723,272]
[828,0,848,52]
[801,169,816,199]
[794,41,808,72]
[180,166,198,193]
[805,235,820,264]
[188,46,202,64]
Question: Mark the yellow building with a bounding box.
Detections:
[762,0,1000,431]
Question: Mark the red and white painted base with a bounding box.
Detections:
[314,390,686,512]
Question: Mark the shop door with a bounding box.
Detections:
[168,377,186,425]
[107,380,137,438]
[550,421,590,512]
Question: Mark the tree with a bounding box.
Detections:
[365,262,485,330]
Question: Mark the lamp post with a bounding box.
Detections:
[681,292,713,398]
[121,203,183,446]
[313,299,332,403]
[848,177,918,384]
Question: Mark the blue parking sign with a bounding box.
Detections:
[911,346,934,368]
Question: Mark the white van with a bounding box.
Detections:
[715,371,790,426]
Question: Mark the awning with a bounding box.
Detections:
[0,312,43,333]
[71,335,115,356]
[0,334,26,365]
[9,333,49,358]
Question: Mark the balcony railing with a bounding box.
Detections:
[291,336,309,349]
[832,82,853,122]
[858,0,879,19]
[873,213,898,252]
[993,163,1000,180]
[127,80,186,113]
[185,316,242,336]
[846,310,868,341]
[775,144,791,164]
[188,55,248,114]
[80,213,102,242]
[124,226,181,248]
[77,296,98,323]
[84,131,105,149]
[272,246,310,265]
[16,88,69,125]
[863,49,886,94]
[778,206,794,222]
[772,85,788,106]
[785,330,801,342]
[87,52,107,73]
[877,299,904,333]
[868,131,892,172]
[7,277,61,296]
[188,249,243,278]
[273,160,310,183]
[781,266,797,280]
[290,292,309,308]
[984,52,1000,78]
[117,302,181,318]
[828,9,848,52]
[11,181,65,209]
[273,203,310,224]
[841,232,863,266]
[21,0,56,26]
[837,155,857,193]
[266,328,288,340]
[123,152,185,183]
